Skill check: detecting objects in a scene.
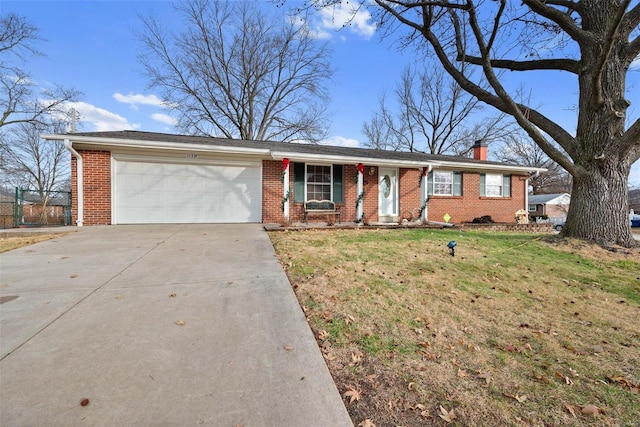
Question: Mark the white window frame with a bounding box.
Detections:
[485,174,503,197]
[433,171,454,196]
[305,164,333,201]
[528,204,537,212]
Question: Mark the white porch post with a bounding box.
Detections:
[356,163,364,224]
[283,158,290,222]
[420,165,432,223]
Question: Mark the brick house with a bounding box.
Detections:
[42,131,545,226]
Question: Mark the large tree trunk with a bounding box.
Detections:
[562,161,635,247]
[562,3,637,248]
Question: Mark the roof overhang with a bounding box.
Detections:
[41,134,271,156]
[43,133,547,175]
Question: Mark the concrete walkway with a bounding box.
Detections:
[0,225,352,426]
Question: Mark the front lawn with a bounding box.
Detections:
[269,229,640,427]
[0,234,65,253]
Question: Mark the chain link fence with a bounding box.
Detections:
[0,188,72,228]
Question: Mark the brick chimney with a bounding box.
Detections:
[472,139,487,161]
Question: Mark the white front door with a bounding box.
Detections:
[378,168,398,220]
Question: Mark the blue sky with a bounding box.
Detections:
[3,0,639,186]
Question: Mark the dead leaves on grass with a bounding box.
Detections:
[350,351,363,367]
[412,404,432,419]
[438,405,456,423]
[607,375,640,392]
[554,370,574,385]
[344,386,362,404]
[502,392,527,403]
[476,371,492,385]
[564,403,603,418]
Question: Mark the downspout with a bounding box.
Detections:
[64,139,83,226]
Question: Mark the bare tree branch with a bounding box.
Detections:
[138,0,332,143]
[621,1,640,34]
[455,55,580,73]
[0,13,81,131]
[521,0,595,44]
[623,35,640,64]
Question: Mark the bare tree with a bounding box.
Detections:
[362,65,512,154]
[138,0,333,143]
[0,13,80,129]
[0,120,70,222]
[312,0,640,247]
[498,133,572,194]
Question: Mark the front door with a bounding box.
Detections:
[378,168,398,221]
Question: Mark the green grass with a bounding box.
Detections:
[270,228,640,426]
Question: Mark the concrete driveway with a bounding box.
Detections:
[0,225,352,426]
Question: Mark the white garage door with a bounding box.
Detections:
[114,158,262,224]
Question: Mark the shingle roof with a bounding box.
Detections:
[67,130,523,168]
[528,193,570,204]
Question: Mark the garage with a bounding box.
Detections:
[113,156,262,224]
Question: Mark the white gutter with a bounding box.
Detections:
[63,139,83,226]
[434,160,548,174]
[41,134,271,156]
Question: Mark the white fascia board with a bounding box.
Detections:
[434,160,548,174]
[41,134,270,156]
[270,151,436,168]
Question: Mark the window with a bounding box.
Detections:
[528,204,537,212]
[293,163,343,203]
[427,171,462,196]
[434,171,453,195]
[306,165,331,200]
[485,174,503,196]
[480,173,511,197]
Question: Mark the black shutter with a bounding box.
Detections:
[333,165,343,203]
[293,162,305,203]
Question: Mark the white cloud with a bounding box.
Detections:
[66,101,138,131]
[320,136,361,148]
[113,92,166,110]
[295,3,376,40]
[151,113,178,126]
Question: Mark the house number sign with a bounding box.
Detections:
[185,153,199,159]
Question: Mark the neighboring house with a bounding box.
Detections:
[629,188,640,213]
[0,189,16,229]
[42,131,546,226]
[20,192,71,226]
[528,193,571,222]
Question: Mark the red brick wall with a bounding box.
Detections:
[427,172,526,224]
[262,162,381,224]
[68,152,527,226]
[399,168,422,220]
[261,162,527,224]
[71,150,111,225]
[262,160,284,223]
